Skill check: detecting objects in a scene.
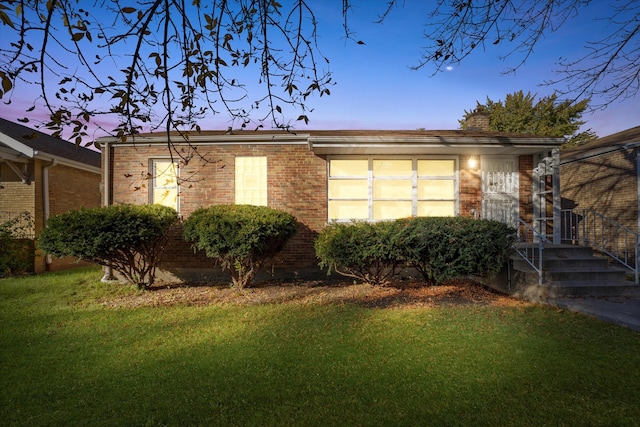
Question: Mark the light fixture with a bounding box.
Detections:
[468,156,478,169]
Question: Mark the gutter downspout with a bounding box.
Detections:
[101,141,115,282]
[43,159,57,269]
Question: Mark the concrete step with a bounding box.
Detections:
[508,243,639,299]
[536,281,640,299]
[515,243,595,258]
[511,255,610,271]
[543,267,628,283]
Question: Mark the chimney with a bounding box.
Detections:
[465,108,490,131]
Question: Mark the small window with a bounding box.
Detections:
[235,156,267,206]
[150,160,179,211]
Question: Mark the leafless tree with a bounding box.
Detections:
[0,0,637,149]
[401,0,639,109]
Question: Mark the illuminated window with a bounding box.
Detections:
[328,158,457,221]
[235,156,267,206]
[150,160,179,211]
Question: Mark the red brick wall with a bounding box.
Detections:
[49,165,101,215]
[459,155,481,218]
[45,164,102,272]
[519,155,534,223]
[109,143,328,279]
[561,148,638,232]
[109,145,538,281]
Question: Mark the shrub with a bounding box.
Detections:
[37,204,179,288]
[314,221,404,286]
[396,217,517,285]
[0,212,34,277]
[183,204,298,288]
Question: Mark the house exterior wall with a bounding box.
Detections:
[49,164,101,216]
[109,143,328,281]
[45,163,102,272]
[459,154,482,218]
[519,155,534,224]
[1,159,101,273]
[108,143,539,282]
[561,148,638,232]
[0,160,36,228]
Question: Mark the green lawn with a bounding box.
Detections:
[1,267,640,426]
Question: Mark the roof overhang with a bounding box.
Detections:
[98,133,310,146]
[561,140,640,164]
[98,132,565,156]
[308,135,565,156]
[0,134,36,158]
[0,141,100,174]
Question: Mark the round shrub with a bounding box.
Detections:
[38,204,179,288]
[396,216,517,285]
[314,220,404,286]
[183,204,298,288]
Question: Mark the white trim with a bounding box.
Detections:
[0,133,35,157]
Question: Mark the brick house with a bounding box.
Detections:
[0,117,102,272]
[561,126,640,234]
[100,120,564,282]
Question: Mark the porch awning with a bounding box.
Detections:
[307,132,565,156]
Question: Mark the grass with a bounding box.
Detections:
[1,267,640,426]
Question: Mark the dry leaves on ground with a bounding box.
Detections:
[101,277,530,309]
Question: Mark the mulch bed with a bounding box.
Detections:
[101,277,530,309]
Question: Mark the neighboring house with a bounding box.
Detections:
[99,114,565,282]
[0,117,102,272]
[561,126,640,234]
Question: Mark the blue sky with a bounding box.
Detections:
[286,1,638,137]
[2,1,638,139]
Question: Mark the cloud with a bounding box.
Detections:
[446,65,454,71]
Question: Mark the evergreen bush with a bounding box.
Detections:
[0,212,34,276]
[182,204,298,288]
[396,216,517,285]
[37,204,179,288]
[314,221,404,286]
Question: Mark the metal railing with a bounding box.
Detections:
[513,217,549,286]
[561,208,639,284]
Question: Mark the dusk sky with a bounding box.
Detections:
[1,1,638,140]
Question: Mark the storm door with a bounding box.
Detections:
[481,157,518,227]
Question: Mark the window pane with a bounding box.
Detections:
[328,179,368,199]
[418,180,455,199]
[373,179,412,199]
[330,160,368,177]
[329,201,368,220]
[418,201,455,217]
[373,201,412,220]
[153,188,178,209]
[373,160,412,177]
[418,160,455,176]
[236,157,267,206]
[152,160,178,211]
[154,161,177,187]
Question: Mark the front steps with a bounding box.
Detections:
[509,244,640,300]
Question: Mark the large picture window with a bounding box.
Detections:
[328,157,457,221]
[150,160,179,211]
[235,156,267,206]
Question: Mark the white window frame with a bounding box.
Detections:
[327,156,459,222]
[149,158,179,212]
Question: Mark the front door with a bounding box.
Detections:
[481,157,518,227]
